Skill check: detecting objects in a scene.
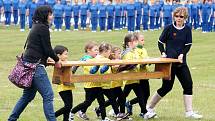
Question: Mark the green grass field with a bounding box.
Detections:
[0,26,214,121]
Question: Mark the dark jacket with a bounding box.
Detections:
[24,23,59,66]
[24,6,59,66]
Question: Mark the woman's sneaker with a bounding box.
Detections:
[185,111,203,119]
[139,111,156,119]
[77,111,90,120]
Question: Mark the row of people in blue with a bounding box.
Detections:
[0,0,215,32]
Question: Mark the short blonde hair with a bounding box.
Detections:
[173,7,188,20]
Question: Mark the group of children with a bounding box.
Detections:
[53,33,157,121]
[0,0,215,32]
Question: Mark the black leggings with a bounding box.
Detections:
[157,64,193,97]
[129,79,150,106]
[123,83,147,114]
[98,88,120,114]
[103,87,126,113]
[71,87,106,120]
[55,90,73,121]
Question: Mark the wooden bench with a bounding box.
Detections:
[48,58,181,85]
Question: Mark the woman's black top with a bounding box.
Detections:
[158,23,192,64]
[23,23,59,66]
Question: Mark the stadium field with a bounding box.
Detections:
[0,26,214,121]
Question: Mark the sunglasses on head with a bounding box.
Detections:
[175,15,184,18]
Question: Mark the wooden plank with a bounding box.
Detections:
[52,67,62,84]
[47,58,180,67]
[61,67,72,85]
[69,71,164,83]
[155,63,172,80]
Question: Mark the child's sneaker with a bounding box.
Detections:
[94,107,101,117]
[185,111,203,119]
[116,113,130,121]
[77,111,89,120]
[68,112,74,121]
[125,101,133,115]
[101,117,114,121]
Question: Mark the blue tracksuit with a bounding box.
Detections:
[212,3,215,31]
[121,3,127,28]
[3,0,12,25]
[162,4,172,27]
[201,3,212,32]
[149,4,156,30]
[64,3,72,30]
[172,3,178,11]
[47,0,55,8]
[142,3,149,30]
[126,3,136,32]
[12,0,19,25]
[61,0,66,5]
[155,2,162,29]
[53,3,64,29]
[191,3,200,29]
[37,0,46,6]
[107,3,114,30]
[80,3,88,29]
[19,2,27,29]
[73,4,80,30]
[114,3,122,30]
[185,3,192,28]
[135,2,142,31]
[0,0,2,22]
[28,1,37,29]
[88,1,92,10]
[98,4,107,31]
[89,4,98,31]
[208,3,214,32]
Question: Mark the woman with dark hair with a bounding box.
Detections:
[147,7,203,119]
[8,6,61,121]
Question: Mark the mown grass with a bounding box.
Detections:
[0,25,214,121]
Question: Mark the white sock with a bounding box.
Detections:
[184,95,193,112]
[148,92,162,109]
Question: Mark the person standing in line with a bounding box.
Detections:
[28,0,37,29]
[200,0,212,33]
[80,0,88,30]
[106,0,114,32]
[18,0,27,32]
[134,0,142,32]
[53,0,64,31]
[162,0,173,27]
[98,0,107,32]
[149,0,157,31]
[126,0,136,33]
[12,0,19,25]
[121,0,127,29]
[64,0,72,31]
[89,0,98,32]
[0,0,3,23]
[73,0,80,31]
[142,0,150,31]
[3,0,12,26]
